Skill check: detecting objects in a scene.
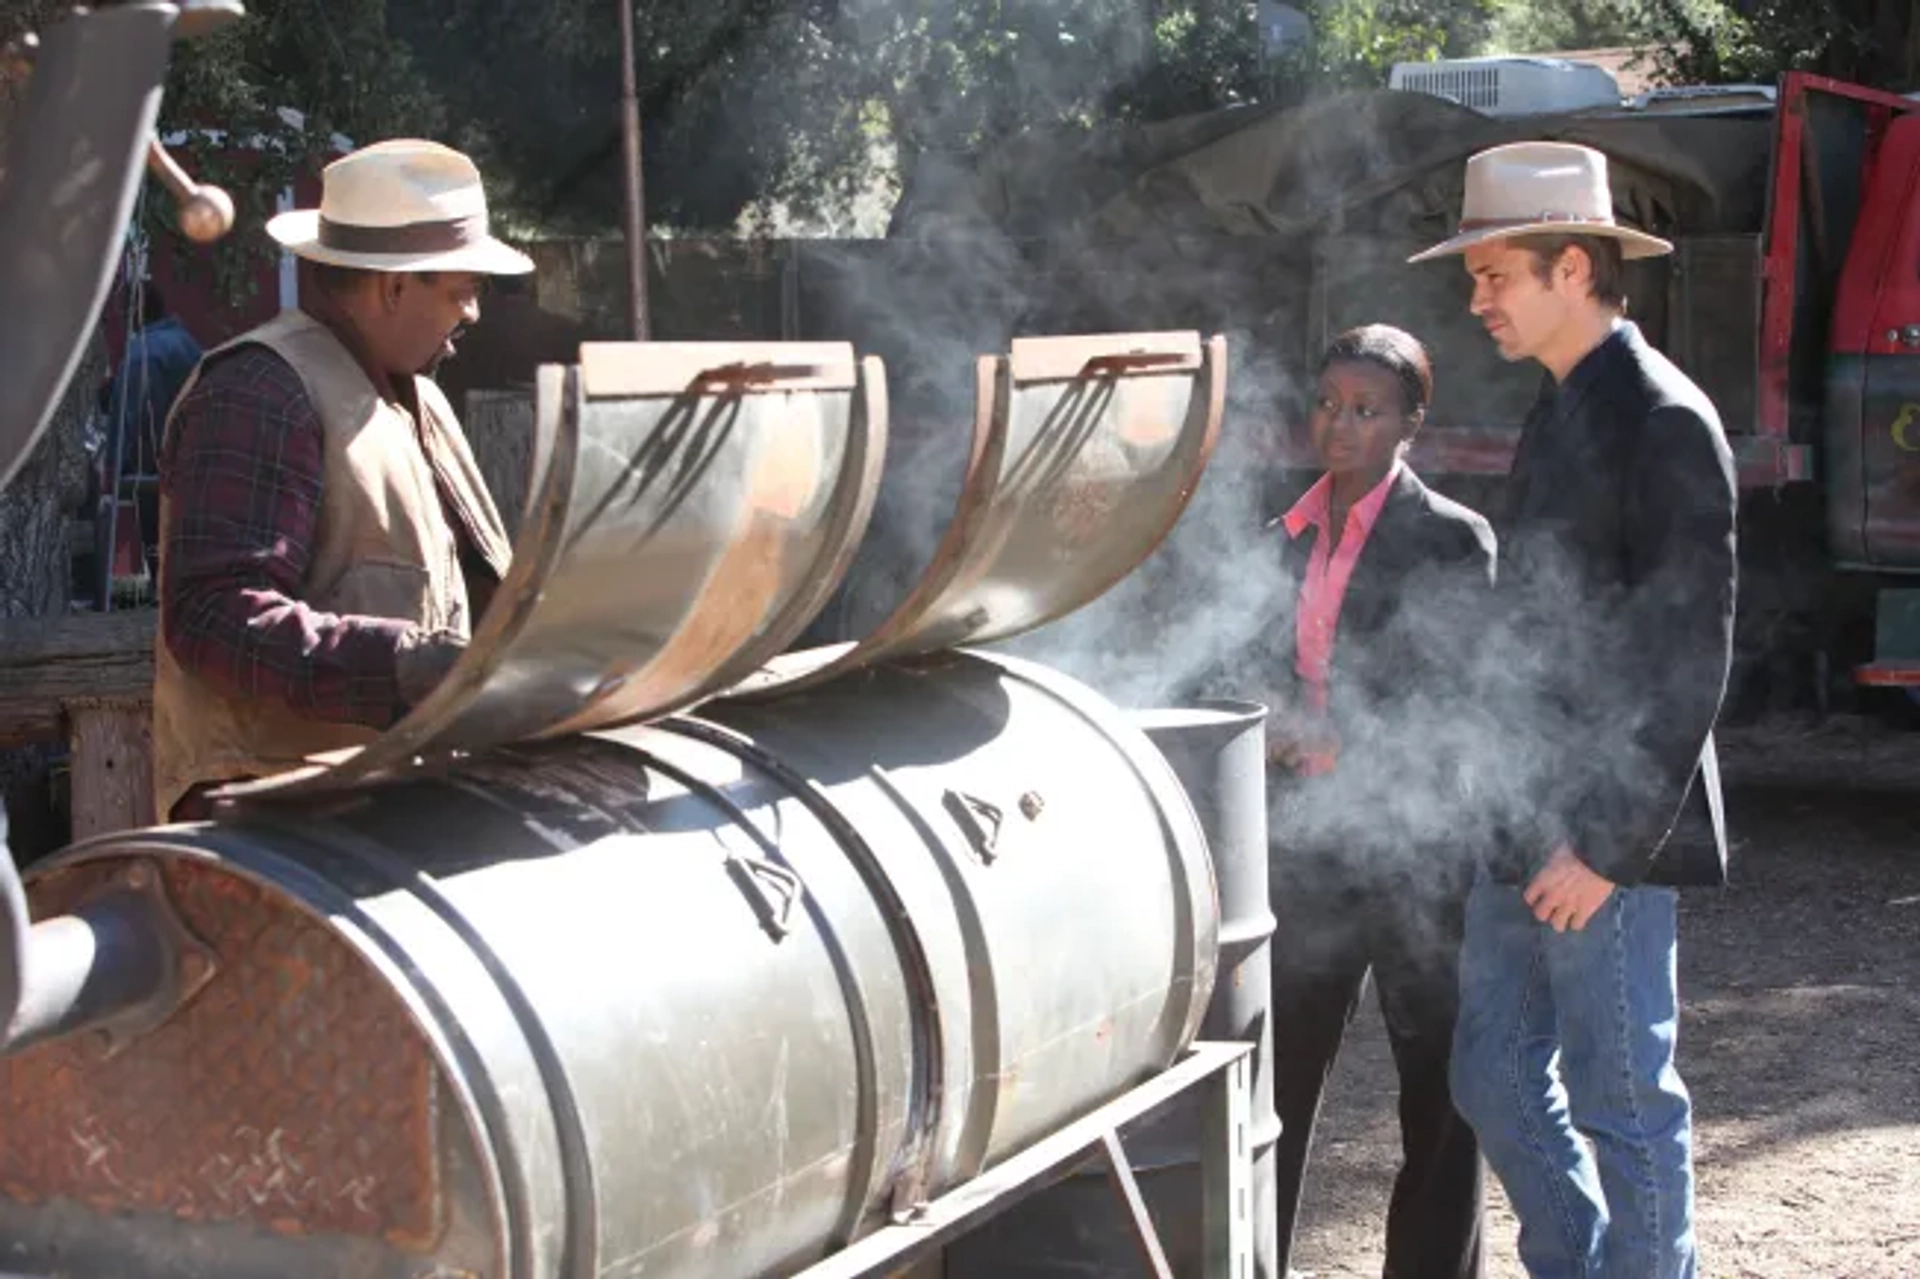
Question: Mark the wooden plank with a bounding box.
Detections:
[0,611,154,749]
[67,704,154,838]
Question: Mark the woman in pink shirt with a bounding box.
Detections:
[1263,325,1497,1279]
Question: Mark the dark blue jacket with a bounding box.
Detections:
[109,316,203,477]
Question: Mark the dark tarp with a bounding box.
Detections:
[890,88,1776,246]
[846,88,1776,453]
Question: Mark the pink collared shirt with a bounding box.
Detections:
[1280,462,1401,773]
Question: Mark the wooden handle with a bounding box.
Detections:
[145,135,235,244]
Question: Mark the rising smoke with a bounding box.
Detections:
[705,3,1733,906]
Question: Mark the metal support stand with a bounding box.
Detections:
[792,1041,1254,1279]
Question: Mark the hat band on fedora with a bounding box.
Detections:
[317,212,487,255]
[1457,210,1615,233]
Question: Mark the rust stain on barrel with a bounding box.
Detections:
[0,862,445,1248]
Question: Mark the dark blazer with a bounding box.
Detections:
[1191,466,1497,868]
[1491,321,1737,889]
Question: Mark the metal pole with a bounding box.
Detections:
[616,0,650,340]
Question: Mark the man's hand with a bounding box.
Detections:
[1523,844,1616,933]
[396,628,470,710]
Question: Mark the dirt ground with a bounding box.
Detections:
[1288,713,1920,1279]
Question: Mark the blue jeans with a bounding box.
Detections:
[1449,870,1695,1279]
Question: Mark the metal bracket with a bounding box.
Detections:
[887,1174,931,1228]
[691,360,831,388]
[943,790,1005,864]
[1081,351,1193,376]
[724,853,804,941]
[83,860,220,1058]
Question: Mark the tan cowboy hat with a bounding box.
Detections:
[266,138,533,275]
[1407,140,1672,264]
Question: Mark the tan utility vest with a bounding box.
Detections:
[152,309,512,819]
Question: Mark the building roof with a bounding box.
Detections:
[1529,46,1663,98]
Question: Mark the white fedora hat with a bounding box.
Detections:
[266,138,533,275]
[1407,140,1672,264]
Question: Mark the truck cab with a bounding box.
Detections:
[1809,75,1920,687]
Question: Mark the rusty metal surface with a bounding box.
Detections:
[1,858,220,1057]
[0,859,445,1247]
[215,342,888,801]
[729,331,1225,698]
[0,4,174,492]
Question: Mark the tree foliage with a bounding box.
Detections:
[1488,0,1652,52]
[0,0,1555,242]
[1277,0,1499,94]
[389,0,848,232]
[1639,0,1920,90]
[3,1,444,300]
[159,1,443,294]
[393,0,1508,232]
[13,0,1901,249]
[393,0,1280,232]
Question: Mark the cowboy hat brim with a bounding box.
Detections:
[266,208,534,275]
[1406,219,1673,265]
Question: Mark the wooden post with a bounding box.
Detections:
[66,700,154,837]
[0,611,156,838]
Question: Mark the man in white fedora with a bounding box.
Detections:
[152,139,531,820]
[1409,141,1737,1278]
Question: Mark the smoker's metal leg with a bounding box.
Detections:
[1200,1047,1253,1279]
[791,1043,1251,1279]
[1097,1129,1175,1279]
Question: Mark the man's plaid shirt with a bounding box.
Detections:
[159,344,413,728]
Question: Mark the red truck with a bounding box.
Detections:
[1803,72,1920,696]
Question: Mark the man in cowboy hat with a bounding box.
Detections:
[1409,141,1737,1278]
[152,139,530,820]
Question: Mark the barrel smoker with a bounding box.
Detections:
[0,7,1272,1277]
[0,650,1233,1279]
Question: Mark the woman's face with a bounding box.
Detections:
[1309,359,1416,481]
